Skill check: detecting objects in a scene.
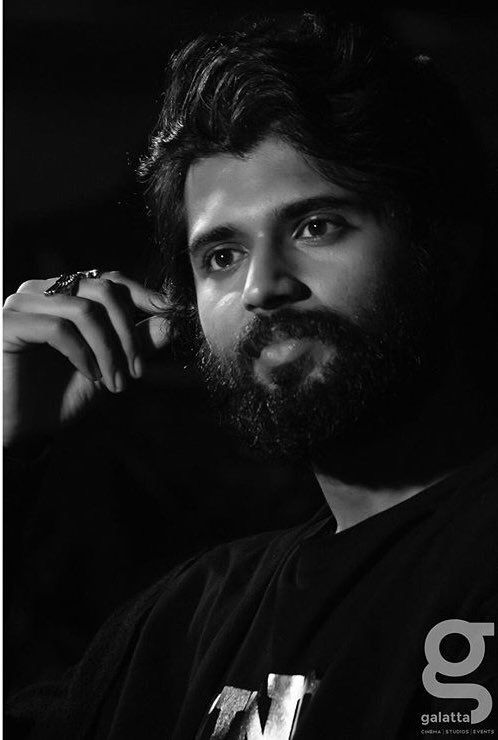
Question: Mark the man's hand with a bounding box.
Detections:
[3,271,170,447]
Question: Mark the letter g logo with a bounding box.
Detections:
[422,619,494,724]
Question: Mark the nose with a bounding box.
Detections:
[241,243,310,312]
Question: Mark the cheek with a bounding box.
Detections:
[196,285,246,353]
[304,248,393,319]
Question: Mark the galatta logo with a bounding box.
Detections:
[422,619,494,724]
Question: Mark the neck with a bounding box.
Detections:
[313,365,498,533]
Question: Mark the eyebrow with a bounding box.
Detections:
[189,225,240,256]
[188,194,365,256]
[276,195,365,222]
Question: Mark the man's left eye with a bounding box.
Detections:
[295,217,345,239]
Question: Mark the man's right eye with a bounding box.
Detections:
[205,247,245,273]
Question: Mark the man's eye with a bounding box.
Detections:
[296,217,346,239]
[206,247,244,272]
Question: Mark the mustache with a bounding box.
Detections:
[236,308,370,359]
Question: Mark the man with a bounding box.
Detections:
[4,11,498,738]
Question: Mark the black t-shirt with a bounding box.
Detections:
[8,449,498,739]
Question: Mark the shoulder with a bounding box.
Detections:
[152,507,327,609]
[88,506,326,644]
[5,510,326,737]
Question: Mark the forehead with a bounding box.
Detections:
[184,137,353,239]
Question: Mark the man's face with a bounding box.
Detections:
[184,136,439,459]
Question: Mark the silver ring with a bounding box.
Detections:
[44,269,103,297]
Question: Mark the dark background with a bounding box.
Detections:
[5,0,498,296]
[4,0,498,694]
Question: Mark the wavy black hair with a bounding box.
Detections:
[139,11,494,345]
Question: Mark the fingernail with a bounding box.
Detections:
[132,356,144,378]
[114,371,126,393]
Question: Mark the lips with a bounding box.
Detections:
[241,331,277,359]
[243,331,306,359]
[258,338,316,368]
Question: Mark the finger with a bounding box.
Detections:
[13,273,160,384]
[3,309,101,381]
[5,292,127,393]
[16,273,168,316]
[16,278,54,295]
[77,278,142,378]
[100,271,169,315]
[15,271,168,313]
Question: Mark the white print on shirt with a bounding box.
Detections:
[200,672,319,739]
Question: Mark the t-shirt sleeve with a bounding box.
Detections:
[5,556,201,739]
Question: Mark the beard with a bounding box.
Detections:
[193,261,448,463]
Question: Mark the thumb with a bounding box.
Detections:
[136,315,172,356]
